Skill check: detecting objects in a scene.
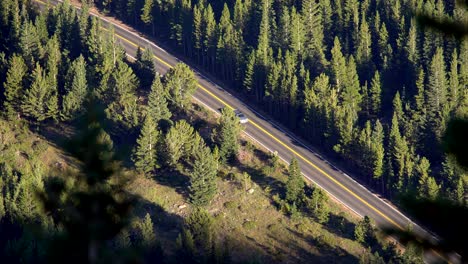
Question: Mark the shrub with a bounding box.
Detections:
[242,221,257,230]
[224,201,237,210]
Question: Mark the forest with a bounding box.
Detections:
[0,0,465,263]
[90,0,468,203]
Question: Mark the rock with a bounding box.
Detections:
[247,188,255,194]
[178,204,187,209]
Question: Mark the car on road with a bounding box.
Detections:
[218,107,249,124]
[234,109,249,124]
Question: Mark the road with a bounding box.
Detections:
[34,0,454,262]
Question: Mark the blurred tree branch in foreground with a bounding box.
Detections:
[386,1,468,262]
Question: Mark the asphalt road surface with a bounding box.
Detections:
[33,1,457,262]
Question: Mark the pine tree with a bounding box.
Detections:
[189,146,218,206]
[302,0,326,65]
[331,37,347,92]
[132,115,160,176]
[140,0,155,34]
[147,75,171,124]
[448,49,460,111]
[256,0,271,65]
[426,47,448,143]
[22,63,56,122]
[105,61,140,129]
[61,55,88,121]
[285,157,305,205]
[356,17,372,65]
[426,47,448,117]
[354,216,374,245]
[389,112,408,191]
[371,120,385,179]
[289,7,305,55]
[3,54,27,120]
[416,157,434,199]
[243,51,256,92]
[138,213,156,248]
[308,187,329,224]
[185,207,213,254]
[342,56,361,112]
[164,63,198,109]
[164,120,197,166]
[176,229,195,262]
[217,107,242,163]
[369,71,382,117]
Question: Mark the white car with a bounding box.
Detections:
[234,109,249,124]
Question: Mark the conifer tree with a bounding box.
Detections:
[448,49,460,111]
[138,213,156,248]
[354,216,374,244]
[426,47,448,142]
[176,229,195,262]
[302,0,326,65]
[164,63,198,109]
[3,54,27,120]
[285,157,305,205]
[371,120,385,180]
[189,146,218,206]
[22,63,57,122]
[105,61,140,129]
[62,55,88,121]
[331,37,347,92]
[308,187,330,224]
[369,71,382,117]
[164,120,197,166]
[217,107,242,163]
[416,157,439,200]
[147,75,171,124]
[356,17,371,65]
[185,207,213,254]
[389,112,408,191]
[140,0,154,34]
[132,115,160,176]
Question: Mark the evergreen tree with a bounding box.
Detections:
[308,187,329,224]
[61,55,88,121]
[3,54,27,120]
[302,0,326,66]
[389,112,408,191]
[147,75,171,124]
[356,17,372,65]
[331,37,347,92]
[140,0,155,34]
[105,61,140,129]
[138,213,156,248]
[132,115,160,176]
[426,47,448,120]
[176,229,196,262]
[217,107,242,163]
[189,146,218,206]
[285,157,305,205]
[164,63,198,109]
[185,207,213,254]
[369,71,382,117]
[164,120,197,166]
[354,216,374,245]
[22,63,57,122]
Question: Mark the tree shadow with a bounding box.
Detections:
[284,227,359,263]
[323,213,357,241]
[234,161,285,199]
[152,167,191,201]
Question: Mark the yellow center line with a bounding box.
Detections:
[112,27,405,230]
[32,1,456,262]
[37,0,402,230]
